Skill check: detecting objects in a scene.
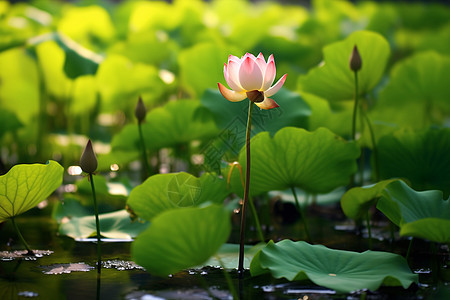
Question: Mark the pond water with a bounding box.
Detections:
[0,206,448,299]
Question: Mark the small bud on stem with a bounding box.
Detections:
[246,90,265,103]
[80,139,98,174]
[135,97,147,124]
[349,45,362,72]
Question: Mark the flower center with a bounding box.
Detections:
[246,90,265,103]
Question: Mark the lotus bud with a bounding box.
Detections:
[135,97,147,124]
[246,90,265,103]
[80,139,97,174]
[349,45,362,72]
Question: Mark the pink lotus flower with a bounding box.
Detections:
[218,53,287,110]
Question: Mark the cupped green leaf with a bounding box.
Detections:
[0,161,63,222]
[127,172,229,221]
[341,179,398,220]
[250,240,418,293]
[112,100,220,152]
[131,204,231,277]
[298,30,390,101]
[59,209,148,240]
[377,180,450,243]
[372,51,450,129]
[228,127,359,196]
[201,88,311,136]
[377,128,450,197]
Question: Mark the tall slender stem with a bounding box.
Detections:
[351,71,359,142]
[361,110,380,181]
[238,101,254,276]
[365,211,372,250]
[248,197,265,242]
[406,237,414,262]
[89,173,102,275]
[11,217,34,255]
[291,187,311,242]
[138,122,151,178]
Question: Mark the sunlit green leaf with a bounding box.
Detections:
[59,209,148,240]
[0,48,39,123]
[0,161,63,222]
[377,180,450,243]
[298,30,390,101]
[127,172,229,221]
[250,240,418,293]
[112,100,219,152]
[378,128,450,197]
[96,54,165,111]
[341,179,399,220]
[228,127,359,196]
[132,204,231,277]
[178,43,228,97]
[372,51,450,130]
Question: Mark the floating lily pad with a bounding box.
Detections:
[132,204,231,277]
[59,209,148,240]
[250,240,418,293]
[127,172,229,221]
[341,179,398,220]
[228,127,359,196]
[377,180,450,243]
[111,100,219,152]
[298,30,390,101]
[377,128,450,197]
[0,161,63,222]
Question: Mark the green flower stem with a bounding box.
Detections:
[291,187,311,242]
[351,71,359,142]
[406,237,414,262]
[89,173,102,275]
[138,122,151,177]
[248,197,265,242]
[238,101,254,276]
[11,217,34,256]
[361,110,380,181]
[365,211,372,250]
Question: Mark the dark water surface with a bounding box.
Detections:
[0,209,448,299]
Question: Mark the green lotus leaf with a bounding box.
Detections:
[54,33,103,79]
[201,88,311,136]
[372,51,450,130]
[0,161,63,222]
[377,128,450,197]
[96,150,140,172]
[131,204,231,277]
[377,180,450,243]
[0,109,23,139]
[111,100,219,152]
[127,172,229,221]
[201,243,265,269]
[250,240,418,293]
[96,54,165,110]
[341,179,399,220]
[59,209,148,240]
[298,30,390,101]
[0,47,39,123]
[228,127,359,196]
[178,43,229,98]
